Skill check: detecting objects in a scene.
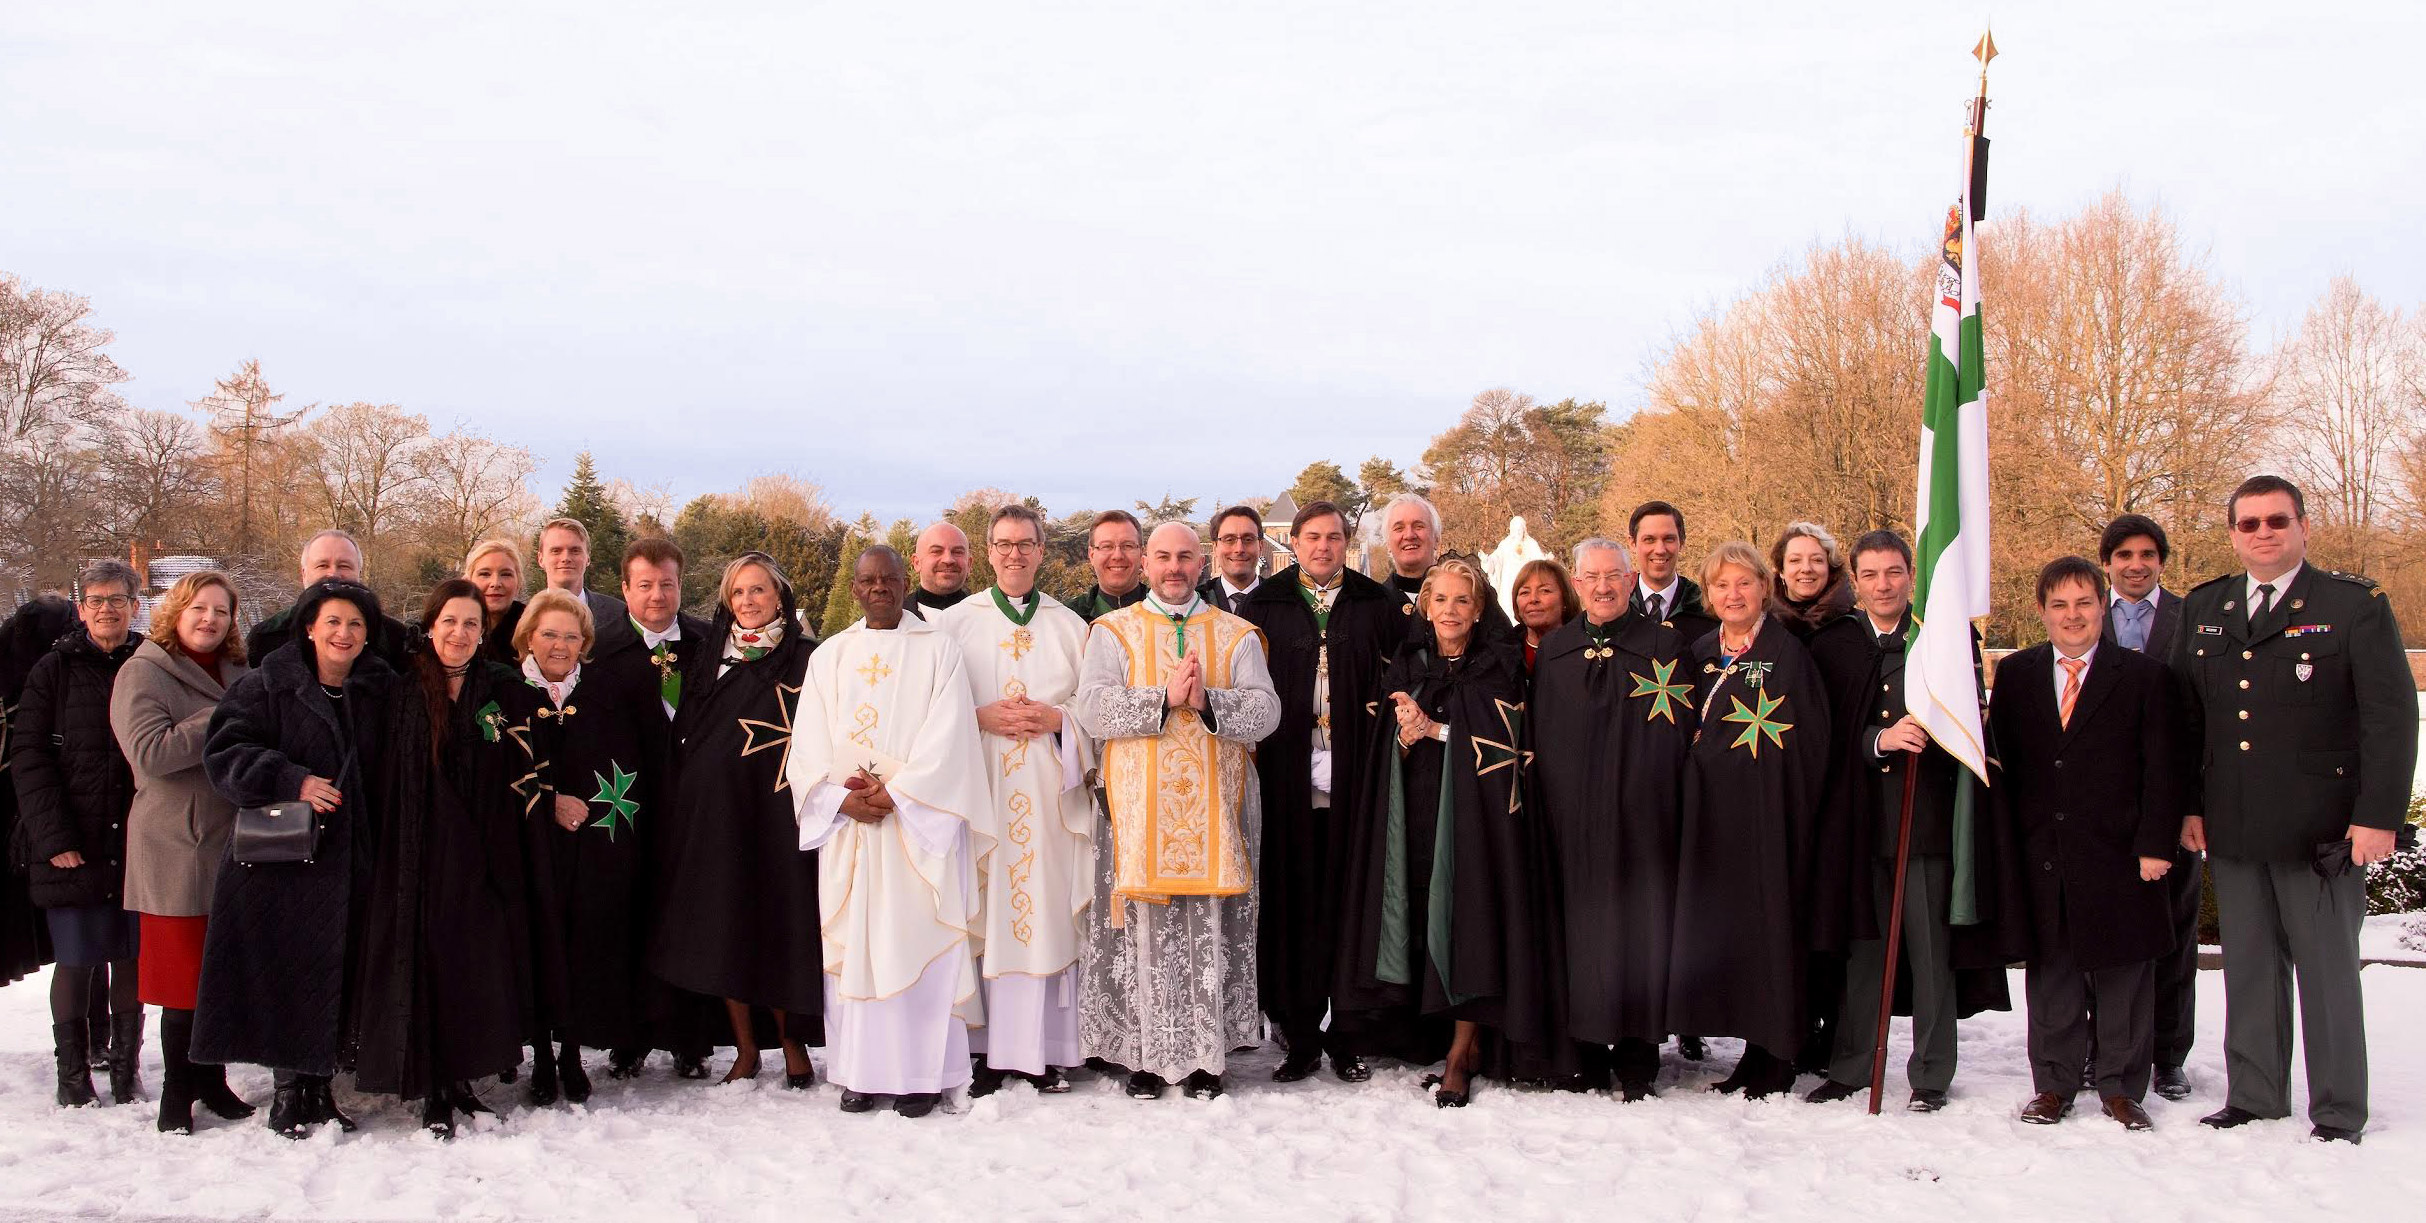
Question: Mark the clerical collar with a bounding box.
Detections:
[634,616,681,649]
[991,586,1041,626]
[1092,585,1146,611]
[1144,591,1203,620]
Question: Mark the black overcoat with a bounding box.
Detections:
[193,641,394,1074]
[10,628,138,908]
[0,597,76,983]
[1985,644,2182,970]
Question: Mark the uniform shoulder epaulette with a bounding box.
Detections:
[2187,572,2239,594]
[2321,569,2381,591]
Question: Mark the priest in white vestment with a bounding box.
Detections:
[1070,521,1280,1100]
[940,505,1096,1093]
[790,547,991,1117]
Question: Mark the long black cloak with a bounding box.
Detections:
[1236,565,1410,1052]
[1335,630,1542,1063]
[1,596,75,985]
[524,648,671,1052]
[353,658,541,1097]
[646,592,823,1037]
[1665,622,1834,1056]
[479,600,526,666]
[1526,611,1696,1047]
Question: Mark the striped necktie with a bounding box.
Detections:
[2058,656,2086,729]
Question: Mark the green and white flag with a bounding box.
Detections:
[1908,157,1990,785]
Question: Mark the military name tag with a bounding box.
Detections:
[2195,624,2224,635]
[2296,663,2315,682]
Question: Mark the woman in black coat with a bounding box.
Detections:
[196,579,394,1139]
[12,561,145,1107]
[464,539,529,666]
[2,595,77,991]
[353,580,543,1138]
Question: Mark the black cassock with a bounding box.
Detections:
[1527,612,1696,1050]
[1237,566,1410,1056]
[647,598,823,1039]
[1335,632,1542,1064]
[524,648,671,1053]
[1665,623,1834,1057]
[353,658,542,1098]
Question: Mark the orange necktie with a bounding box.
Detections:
[2058,656,2086,729]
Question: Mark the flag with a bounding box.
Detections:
[1907,137,1991,785]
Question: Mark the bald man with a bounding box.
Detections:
[909,522,973,617]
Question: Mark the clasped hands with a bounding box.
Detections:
[976,694,1064,741]
[840,768,896,824]
[1390,691,1440,748]
[1164,641,1211,712]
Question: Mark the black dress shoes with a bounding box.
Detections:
[268,1084,311,1140]
[2312,1125,2362,1145]
[1906,1089,1948,1113]
[527,1053,561,1106]
[422,1095,456,1142]
[894,1093,942,1118]
[2199,1105,2265,1130]
[2152,1065,2191,1101]
[674,1055,710,1080]
[838,1090,880,1113]
[1803,1079,1862,1105]
[1677,1036,1707,1062]
[967,1064,1008,1098]
[606,1049,647,1080]
[1182,1071,1224,1100]
[1618,1079,1654,1103]
[1272,1050,1323,1083]
[1025,1067,1071,1094]
[1125,1072,1168,1099]
[1332,1054,1371,1083]
[558,1047,592,1105]
[449,1082,495,1116]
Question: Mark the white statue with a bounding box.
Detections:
[1479,516,1547,619]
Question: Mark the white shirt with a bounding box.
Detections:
[2245,563,2304,616]
[1637,575,1681,614]
[1218,575,1259,604]
[2051,642,2097,709]
[636,617,682,649]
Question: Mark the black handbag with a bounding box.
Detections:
[232,801,320,865]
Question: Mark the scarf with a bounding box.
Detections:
[521,654,579,709]
[725,617,786,663]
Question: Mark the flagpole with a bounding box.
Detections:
[1867,28,1996,1118]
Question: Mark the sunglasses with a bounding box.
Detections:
[2232,513,2296,534]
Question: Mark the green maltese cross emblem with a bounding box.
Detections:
[475,700,504,743]
[1627,659,1692,724]
[587,763,640,840]
[1721,691,1793,758]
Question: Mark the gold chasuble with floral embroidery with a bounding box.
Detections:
[1092,601,1264,909]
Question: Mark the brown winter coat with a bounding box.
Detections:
[110,638,247,916]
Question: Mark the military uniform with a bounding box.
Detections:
[2170,563,2415,1135]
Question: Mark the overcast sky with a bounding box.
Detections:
[6,2,2421,524]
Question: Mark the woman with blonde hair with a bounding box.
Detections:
[1664,542,1834,1098]
[463,539,529,665]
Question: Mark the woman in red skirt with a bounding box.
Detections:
[110,571,256,1133]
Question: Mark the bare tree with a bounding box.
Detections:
[2272,276,2423,574]
[0,424,100,588]
[95,409,215,557]
[298,402,433,589]
[411,426,539,564]
[605,477,676,534]
[196,359,305,561]
[738,473,836,532]
[0,274,129,440]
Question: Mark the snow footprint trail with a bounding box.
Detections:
[2,969,2423,1221]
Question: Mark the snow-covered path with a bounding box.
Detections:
[1,967,2419,1221]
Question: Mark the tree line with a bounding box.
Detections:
[7,186,2423,645]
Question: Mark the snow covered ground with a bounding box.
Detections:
[1,967,2421,1222]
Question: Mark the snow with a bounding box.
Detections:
[2363,913,2426,963]
[2,967,2423,1222]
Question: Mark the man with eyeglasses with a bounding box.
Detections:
[937,504,1094,1096]
[1199,505,1266,614]
[2171,474,2414,1145]
[1070,511,1148,623]
[242,530,412,665]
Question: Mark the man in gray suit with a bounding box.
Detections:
[2171,476,2415,1145]
[2098,513,2198,1101]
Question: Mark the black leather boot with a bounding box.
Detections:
[557,1042,592,1105]
[268,1072,311,1139]
[87,1006,112,1073]
[156,1009,196,1133]
[422,1093,456,1141]
[527,1044,561,1105]
[194,1061,255,1120]
[305,1076,357,1132]
[53,1022,97,1107]
[108,1011,145,1104]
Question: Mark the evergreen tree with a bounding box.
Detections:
[553,450,632,594]
[820,513,879,638]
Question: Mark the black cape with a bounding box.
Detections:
[353,658,541,1097]
[479,599,526,667]
[648,594,823,1037]
[524,645,673,1051]
[1527,610,1696,1046]
[1664,623,1835,1056]
[1236,566,1410,1051]
[0,596,75,985]
[1335,630,1542,1063]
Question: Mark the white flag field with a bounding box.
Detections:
[1906,157,1992,782]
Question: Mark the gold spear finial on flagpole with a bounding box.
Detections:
[1973,27,1997,82]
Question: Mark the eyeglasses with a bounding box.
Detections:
[1214,534,1262,547]
[2233,514,2296,534]
[989,539,1040,555]
[1090,541,1142,555]
[81,595,133,611]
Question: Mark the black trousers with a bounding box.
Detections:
[2151,846,2203,1068]
[2027,942,2154,1101]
